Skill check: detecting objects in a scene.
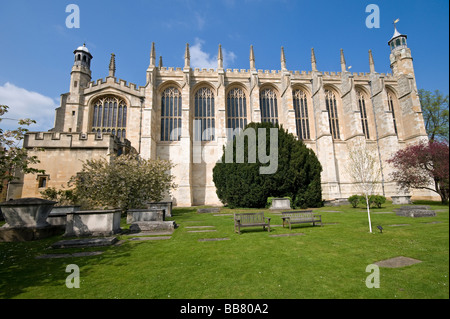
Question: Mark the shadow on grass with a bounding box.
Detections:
[0,231,137,299]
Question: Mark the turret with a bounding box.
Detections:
[70,44,92,93]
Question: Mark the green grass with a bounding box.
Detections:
[0,201,448,299]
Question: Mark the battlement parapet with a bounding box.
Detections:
[24,132,129,150]
[85,77,145,95]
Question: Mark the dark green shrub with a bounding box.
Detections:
[213,122,323,208]
[348,195,361,208]
[370,195,386,208]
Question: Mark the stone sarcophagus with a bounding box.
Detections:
[64,209,122,237]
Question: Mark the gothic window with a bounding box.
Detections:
[387,92,398,135]
[161,87,182,141]
[293,89,310,140]
[194,87,215,141]
[357,91,370,139]
[325,89,340,139]
[227,88,247,134]
[91,96,127,139]
[260,88,278,124]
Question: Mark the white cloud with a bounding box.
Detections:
[189,38,237,70]
[0,82,58,132]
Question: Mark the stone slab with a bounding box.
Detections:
[269,233,305,237]
[0,225,64,242]
[197,208,221,214]
[36,251,103,259]
[129,221,176,232]
[374,256,422,268]
[187,230,217,233]
[387,224,410,227]
[185,226,215,229]
[51,236,118,249]
[129,236,171,241]
[198,238,230,242]
[129,231,173,236]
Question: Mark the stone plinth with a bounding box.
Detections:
[197,207,220,213]
[129,221,176,233]
[64,209,122,237]
[395,205,436,218]
[127,209,164,224]
[146,202,172,217]
[0,225,64,242]
[47,206,81,226]
[391,195,412,205]
[270,198,291,210]
[0,198,57,228]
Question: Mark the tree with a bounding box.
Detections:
[419,89,449,142]
[213,122,323,209]
[71,154,176,211]
[346,141,382,233]
[0,105,44,195]
[387,141,449,204]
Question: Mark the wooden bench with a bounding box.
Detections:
[234,212,271,234]
[281,210,322,230]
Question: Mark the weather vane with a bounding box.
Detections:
[393,18,400,28]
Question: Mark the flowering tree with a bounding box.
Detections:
[387,141,449,204]
[0,105,44,195]
[71,154,176,211]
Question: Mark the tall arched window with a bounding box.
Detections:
[92,96,127,139]
[194,87,215,141]
[357,91,370,139]
[227,87,247,133]
[293,89,310,140]
[161,87,182,141]
[325,89,340,140]
[387,92,398,136]
[260,88,278,124]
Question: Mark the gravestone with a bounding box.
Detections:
[146,202,172,217]
[269,198,291,210]
[64,209,122,237]
[391,195,412,205]
[197,207,221,213]
[0,198,63,242]
[394,205,436,218]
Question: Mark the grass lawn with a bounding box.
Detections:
[0,201,448,299]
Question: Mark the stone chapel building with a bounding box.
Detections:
[8,25,437,206]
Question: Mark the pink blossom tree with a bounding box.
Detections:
[387,141,449,204]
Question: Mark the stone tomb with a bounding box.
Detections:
[269,198,291,210]
[146,202,173,218]
[127,208,176,233]
[0,198,63,242]
[64,209,122,237]
[394,205,436,218]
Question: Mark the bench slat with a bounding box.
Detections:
[234,212,271,234]
[281,210,322,230]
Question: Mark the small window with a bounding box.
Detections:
[38,176,48,188]
[74,81,78,88]
[72,111,76,116]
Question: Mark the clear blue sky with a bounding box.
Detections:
[0,0,448,131]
